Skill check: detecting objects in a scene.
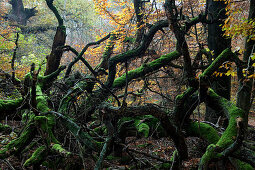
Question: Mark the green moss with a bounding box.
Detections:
[199,48,232,77]
[0,122,36,159]
[134,120,150,137]
[106,155,121,160]
[112,51,180,88]
[21,141,38,155]
[93,126,107,135]
[34,116,48,128]
[118,116,166,138]
[59,25,66,33]
[170,150,178,162]
[51,112,102,151]
[200,89,246,168]
[34,116,58,144]
[199,144,220,169]
[175,87,194,101]
[58,80,91,114]
[24,72,33,80]
[186,121,220,144]
[155,163,171,169]
[123,37,135,43]
[0,98,23,113]
[51,144,71,156]
[237,163,253,170]
[22,110,36,123]
[36,85,50,113]
[0,123,12,133]
[23,145,47,167]
[208,89,245,148]
[229,158,253,170]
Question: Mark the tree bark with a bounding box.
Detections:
[44,0,66,76]
[205,0,231,124]
[8,0,37,25]
[236,0,255,129]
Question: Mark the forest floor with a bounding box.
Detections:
[0,77,254,169]
[0,115,254,169]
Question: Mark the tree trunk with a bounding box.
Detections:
[8,0,37,25]
[205,0,231,123]
[134,0,145,45]
[236,0,255,129]
[44,0,66,76]
[44,26,66,76]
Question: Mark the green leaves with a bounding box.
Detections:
[251,53,255,60]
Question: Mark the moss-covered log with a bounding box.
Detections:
[49,111,101,151]
[0,122,37,159]
[0,67,71,167]
[94,136,112,170]
[186,121,220,144]
[172,87,198,125]
[199,48,238,80]
[23,145,47,167]
[232,147,255,167]
[58,79,93,113]
[199,89,253,169]
[0,98,23,119]
[112,50,181,88]
[80,50,182,122]
[95,34,116,74]
[51,143,71,157]
[23,143,71,167]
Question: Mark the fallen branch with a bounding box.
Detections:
[94,136,112,170]
[49,111,101,151]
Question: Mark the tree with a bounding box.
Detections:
[205,0,231,124]
[0,0,255,169]
[8,0,37,25]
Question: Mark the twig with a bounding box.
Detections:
[2,159,15,170]
[122,60,129,107]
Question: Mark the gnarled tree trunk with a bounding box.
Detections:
[8,0,37,25]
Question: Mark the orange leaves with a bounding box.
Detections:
[93,0,134,26]
[212,62,236,77]
[225,69,235,77]
[222,0,253,40]
[0,0,16,50]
